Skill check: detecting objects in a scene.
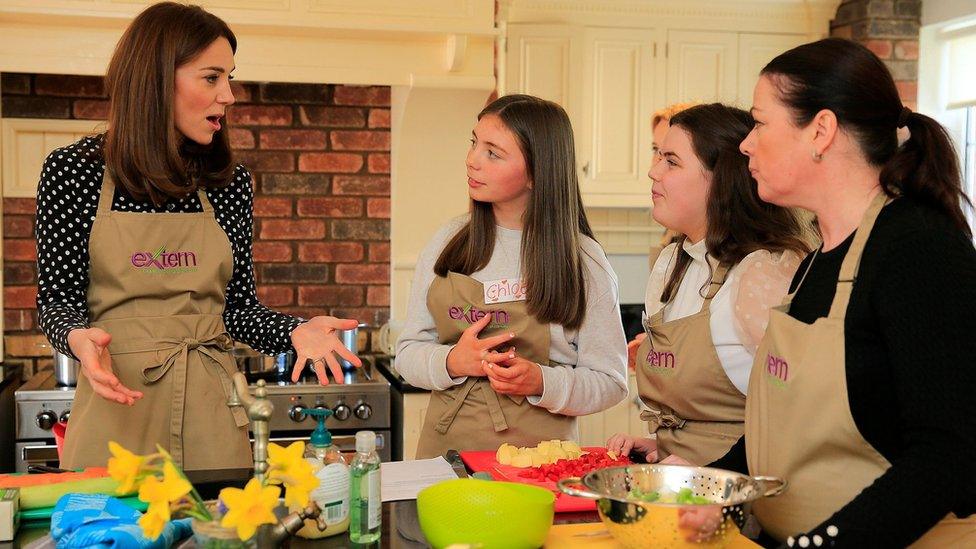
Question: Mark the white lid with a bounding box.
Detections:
[356,430,376,453]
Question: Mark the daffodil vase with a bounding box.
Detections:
[190,517,256,549]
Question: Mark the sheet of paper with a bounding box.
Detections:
[380,457,460,502]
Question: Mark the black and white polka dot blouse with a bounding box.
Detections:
[35,135,303,358]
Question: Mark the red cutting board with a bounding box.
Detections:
[460,448,604,513]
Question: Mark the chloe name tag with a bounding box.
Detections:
[483,277,527,304]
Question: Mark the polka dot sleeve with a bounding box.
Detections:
[35,136,303,359]
[35,145,96,358]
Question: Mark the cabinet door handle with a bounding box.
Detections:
[582,162,590,176]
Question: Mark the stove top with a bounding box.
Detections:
[15,357,391,440]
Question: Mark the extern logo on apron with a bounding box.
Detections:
[131,246,199,274]
[448,304,510,329]
[644,349,677,377]
[765,353,790,388]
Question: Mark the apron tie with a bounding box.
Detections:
[641,404,687,431]
[434,378,524,434]
[131,331,248,466]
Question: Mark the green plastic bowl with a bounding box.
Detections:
[417,478,555,549]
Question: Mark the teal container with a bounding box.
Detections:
[417,478,555,549]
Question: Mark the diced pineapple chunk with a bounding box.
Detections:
[510,453,533,468]
[562,441,581,455]
[495,439,586,468]
[496,443,517,465]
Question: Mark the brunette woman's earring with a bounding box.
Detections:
[812,151,823,161]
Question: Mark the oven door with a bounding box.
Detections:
[15,441,59,473]
[261,430,392,462]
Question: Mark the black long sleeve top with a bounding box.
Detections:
[711,197,976,548]
[35,135,302,358]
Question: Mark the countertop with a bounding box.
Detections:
[5,463,599,548]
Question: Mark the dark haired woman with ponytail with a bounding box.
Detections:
[730,38,976,547]
[605,104,813,470]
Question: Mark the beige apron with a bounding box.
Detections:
[415,271,577,459]
[746,192,976,546]
[62,173,251,470]
[635,263,745,466]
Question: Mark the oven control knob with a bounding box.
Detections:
[59,410,71,424]
[35,410,58,431]
[354,403,373,421]
[288,404,307,422]
[333,403,351,421]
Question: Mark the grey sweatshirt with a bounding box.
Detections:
[395,216,628,416]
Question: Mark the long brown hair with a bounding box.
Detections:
[103,2,237,205]
[434,94,596,330]
[763,38,972,238]
[661,104,814,302]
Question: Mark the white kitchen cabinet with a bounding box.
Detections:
[401,391,430,461]
[736,33,808,106]
[666,30,739,106]
[577,372,647,447]
[505,24,807,208]
[504,23,582,126]
[577,27,658,205]
[665,30,808,109]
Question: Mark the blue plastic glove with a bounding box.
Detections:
[50,493,192,548]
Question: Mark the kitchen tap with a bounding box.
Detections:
[228,372,328,545]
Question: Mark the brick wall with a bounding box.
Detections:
[1,73,391,356]
[830,0,920,109]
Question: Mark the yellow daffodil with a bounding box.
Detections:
[219,478,279,540]
[283,467,318,509]
[138,501,170,541]
[266,441,306,484]
[138,461,192,507]
[107,441,144,494]
[267,441,319,508]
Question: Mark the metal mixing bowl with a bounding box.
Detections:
[557,464,786,549]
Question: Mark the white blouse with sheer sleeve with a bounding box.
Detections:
[644,239,801,394]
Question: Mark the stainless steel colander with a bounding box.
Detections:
[557,464,786,548]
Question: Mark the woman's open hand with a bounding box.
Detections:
[291,316,362,384]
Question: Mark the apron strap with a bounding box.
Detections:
[640,402,687,431]
[828,192,890,319]
[433,378,479,434]
[97,171,216,214]
[97,172,116,213]
[783,248,819,306]
[196,189,214,213]
[433,378,521,435]
[702,262,731,303]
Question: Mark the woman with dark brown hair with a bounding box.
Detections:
[35,2,359,470]
[395,94,628,458]
[728,37,976,547]
[606,103,813,468]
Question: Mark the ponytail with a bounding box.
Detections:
[880,111,972,238]
[763,38,973,238]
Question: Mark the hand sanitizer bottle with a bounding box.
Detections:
[296,408,350,538]
[349,430,381,544]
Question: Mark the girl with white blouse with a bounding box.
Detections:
[607,103,814,467]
